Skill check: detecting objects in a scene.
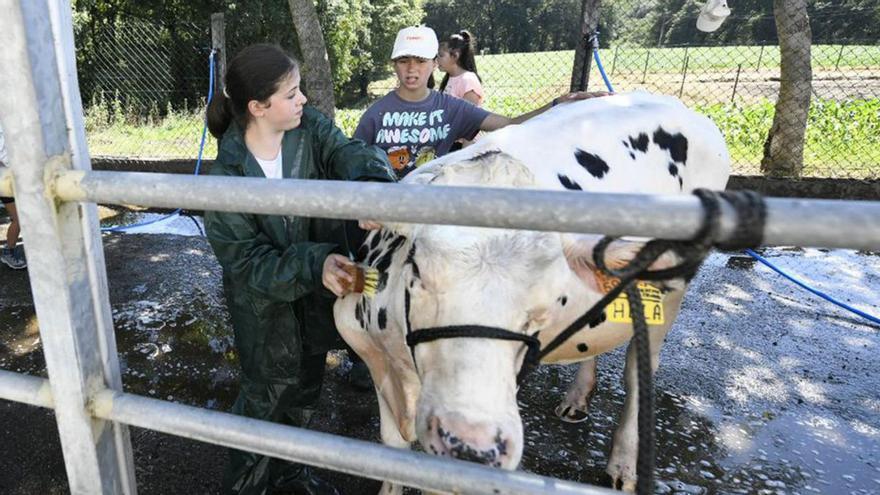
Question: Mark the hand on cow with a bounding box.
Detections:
[323,254,355,297]
[552,90,612,107]
[358,220,383,231]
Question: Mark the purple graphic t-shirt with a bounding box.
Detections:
[354,90,490,179]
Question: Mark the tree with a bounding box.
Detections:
[761,0,812,177]
[287,0,336,118]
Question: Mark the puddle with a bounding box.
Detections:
[99,207,205,237]
[0,304,237,410]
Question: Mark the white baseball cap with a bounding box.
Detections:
[391,26,439,60]
[696,0,731,33]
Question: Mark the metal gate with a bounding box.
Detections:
[0,2,878,494]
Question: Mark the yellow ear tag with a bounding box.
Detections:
[606,282,665,325]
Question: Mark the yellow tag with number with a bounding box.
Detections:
[606,282,665,325]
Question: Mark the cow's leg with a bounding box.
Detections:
[606,328,667,492]
[377,392,409,495]
[555,357,598,423]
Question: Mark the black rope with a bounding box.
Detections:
[406,326,541,386]
[401,189,766,495]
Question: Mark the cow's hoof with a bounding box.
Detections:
[608,475,637,493]
[554,404,589,423]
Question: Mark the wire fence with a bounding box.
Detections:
[76,9,879,181]
[76,17,214,161]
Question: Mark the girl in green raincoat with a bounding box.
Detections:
[205,44,395,495]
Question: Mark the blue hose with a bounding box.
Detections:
[593,45,615,93]
[593,37,879,327]
[102,49,216,233]
[745,249,880,325]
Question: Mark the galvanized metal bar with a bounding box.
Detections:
[0,370,54,409]
[55,170,880,251]
[0,1,136,493]
[91,389,615,495]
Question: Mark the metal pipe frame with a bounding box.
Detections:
[0,1,877,494]
[90,389,615,495]
[0,372,613,495]
[0,1,136,493]
[47,169,880,251]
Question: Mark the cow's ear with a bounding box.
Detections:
[562,235,680,291]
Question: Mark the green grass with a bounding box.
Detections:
[701,98,880,177]
[85,43,880,178]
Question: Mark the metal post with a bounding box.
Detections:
[570,0,601,92]
[756,44,765,71]
[641,49,650,84]
[731,63,742,102]
[834,44,844,70]
[211,13,226,93]
[0,1,136,493]
[678,53,689,98]
[610,45,619,76]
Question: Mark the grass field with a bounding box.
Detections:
[86,44,880,179]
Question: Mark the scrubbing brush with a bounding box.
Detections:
[344,264,380,298]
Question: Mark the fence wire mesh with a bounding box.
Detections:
[75,4,879,181]
[76,17,214,160]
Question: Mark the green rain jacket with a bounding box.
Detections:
[205,107,395,385]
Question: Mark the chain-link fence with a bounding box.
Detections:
[76,16,214,160]
[77,5,879,181]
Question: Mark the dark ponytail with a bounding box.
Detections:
[207,44,300,139]
[439,30,481,92]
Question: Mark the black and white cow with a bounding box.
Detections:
[334,91,730,492]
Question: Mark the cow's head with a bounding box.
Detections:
[336,151,678,469]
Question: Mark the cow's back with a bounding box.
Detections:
[408,91,730,194]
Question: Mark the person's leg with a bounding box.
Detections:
[223,353,338,495]
[268,352,338,495]
[4,200,20,249]
[1,199,25,270]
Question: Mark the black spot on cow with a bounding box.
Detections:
[629,152,636,160]
[355,301,364,329]
[369,231,382,250]
[376,235,406,273]
[668,162,679,178]
[558,295,568,306]
[405,244,421,280]
[471,150,502,162]
[377,308,387,330]
[653,127,689,164]
[575,149,610,179]
[367,248,381,267]
[678,176,683,189]
[589,312,607,328]
[629,133,649,153]
[577,343,589,353]
[622,140,630,148]
[557,174,582,191]
[376,271,389,293]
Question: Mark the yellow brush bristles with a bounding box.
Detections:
[361,267,379,298]
[344,264,380,297]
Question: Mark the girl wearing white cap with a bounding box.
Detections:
[354,25,608,179]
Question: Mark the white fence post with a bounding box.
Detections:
[0,1,136,493]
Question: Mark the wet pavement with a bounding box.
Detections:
[0,208,878,494]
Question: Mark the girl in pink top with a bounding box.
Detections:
[437,30,484,107]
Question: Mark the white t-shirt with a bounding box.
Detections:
[255,150,283,179]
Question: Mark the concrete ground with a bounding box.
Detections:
[1,210,878,494]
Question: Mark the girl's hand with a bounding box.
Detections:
[553,91,612,106]
[359,220,383,231]
[323,254,355,297]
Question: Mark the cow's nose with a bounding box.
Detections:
[425,414,515,468]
